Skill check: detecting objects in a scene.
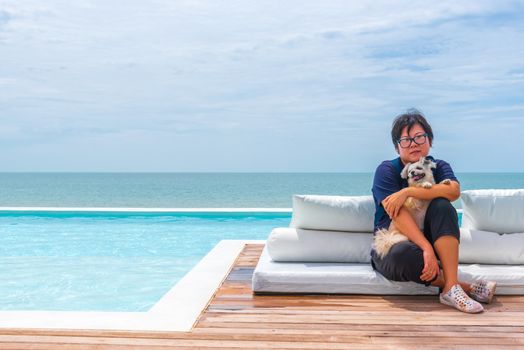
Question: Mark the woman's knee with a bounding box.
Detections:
[425,197,460,243]
[427,197,454,215]
[388,242,423,265]
[383,242,425,282]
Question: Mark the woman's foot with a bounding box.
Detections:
[440,284,484,313]
[469,280,497,304]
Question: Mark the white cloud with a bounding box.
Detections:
[0,0,523,171]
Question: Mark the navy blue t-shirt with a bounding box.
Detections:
[372,155,459,233]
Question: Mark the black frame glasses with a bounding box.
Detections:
[397,133,428,148]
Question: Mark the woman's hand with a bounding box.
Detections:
[382,188,410,219]
[421,247,440,282]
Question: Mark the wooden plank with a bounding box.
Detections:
[191,327,524,340]
[2,335,522,349]
[193,323,524,338]
[198,313,524,326]
[208,298,524,309]
[206,304,524,313]
[0,335,374,349]
[195,321,524,333]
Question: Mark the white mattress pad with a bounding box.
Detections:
[253,246,524,295]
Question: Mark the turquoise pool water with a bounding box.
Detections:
[0,211,291,312]
[0,210,463,312]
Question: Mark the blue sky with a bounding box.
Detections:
[1,1,523,172]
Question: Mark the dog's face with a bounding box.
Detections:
[400,156,436,185]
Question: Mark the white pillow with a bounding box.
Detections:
[290,194,375,232]
[461,189,524,233]
[267,227,524,264]
[459,228,524,264]
[267,227,372,263]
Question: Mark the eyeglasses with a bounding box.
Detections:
[397,133,428,148]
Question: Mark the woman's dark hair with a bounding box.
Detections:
[391,108,433,151]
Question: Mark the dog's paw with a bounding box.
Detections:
[440,179,452,185]
[421,181,433,189]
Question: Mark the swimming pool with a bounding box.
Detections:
[1,208,463,313]
[0,209,291,312]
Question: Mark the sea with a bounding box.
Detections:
[1,172,523,208]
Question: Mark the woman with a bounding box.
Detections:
[370,109,496,313]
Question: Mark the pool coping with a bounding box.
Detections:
[0,239,266,332]
[0,207,462,213]
[0,207,293,212]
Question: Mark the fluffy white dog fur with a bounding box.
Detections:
[372,156,451,259]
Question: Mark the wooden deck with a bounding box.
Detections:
[2,243,524,349]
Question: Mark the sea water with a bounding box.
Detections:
[1,172,523,208]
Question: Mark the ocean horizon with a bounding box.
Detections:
[1,172,523,208]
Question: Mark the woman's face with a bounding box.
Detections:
[397,123,431,165]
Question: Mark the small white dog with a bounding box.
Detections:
[372,156,451,259]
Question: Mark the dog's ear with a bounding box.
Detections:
[423,157,437,169]
[401,163,410,179]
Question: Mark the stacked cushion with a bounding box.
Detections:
[267,227,372,263]
[461,189,524,233]
[268,227,524,265]
[289,194,375,232]
[458,228,524,264]
[459,189,524,264]
[273,194,375,263]
[267,191,524,265]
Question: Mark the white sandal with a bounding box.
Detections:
[469,280,497,304]
[440,284,484,313]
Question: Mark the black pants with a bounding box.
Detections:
[370,197,460,287]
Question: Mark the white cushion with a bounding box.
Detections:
[267,227,372,263]
[254,246,439,295]
[459,228,524,264]
[253,246,524,295]
[267,227,524,265]
[290,194,375,232]
[461,189,524,233]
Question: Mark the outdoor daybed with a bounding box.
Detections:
[252,189,524,295]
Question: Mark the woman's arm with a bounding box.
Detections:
[383,180,460,219]
[405,180,460,202]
